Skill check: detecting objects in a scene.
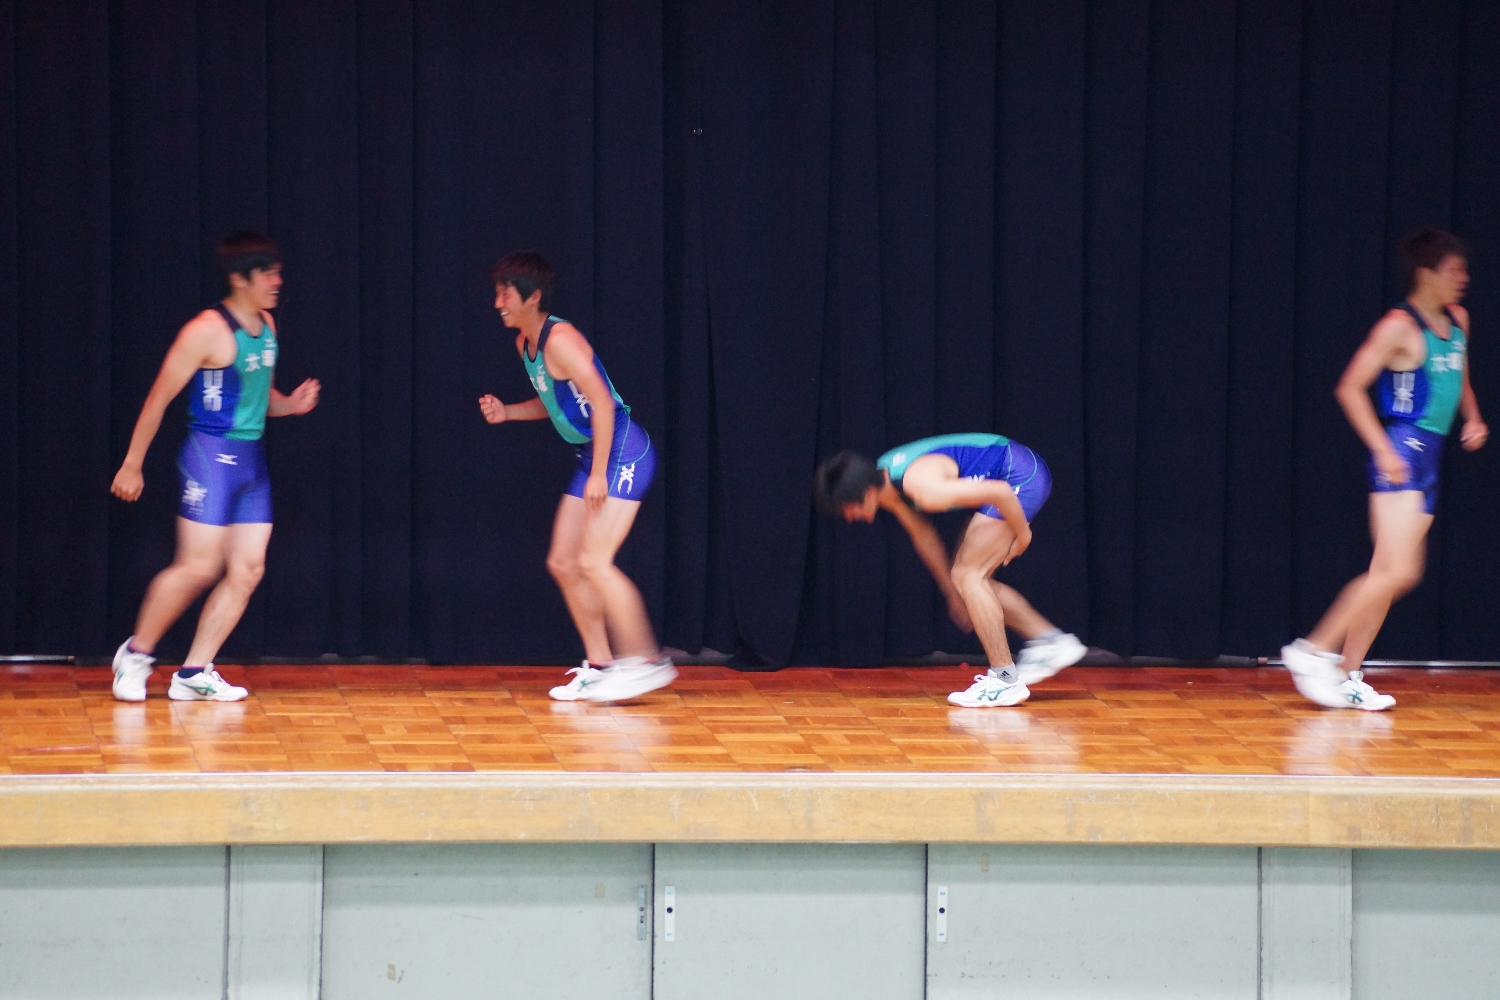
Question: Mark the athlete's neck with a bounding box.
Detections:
[516,311,547,354]
[221,294,265,336]
[1408,288,1453,336]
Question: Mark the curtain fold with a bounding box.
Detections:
[1,0,1497,665]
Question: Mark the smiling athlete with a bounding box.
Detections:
[815,434,1086,707]
[479,252,674,703]
[1281,229,1487,710]
[109,232,320,702]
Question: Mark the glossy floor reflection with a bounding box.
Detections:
[1,664,1498,776]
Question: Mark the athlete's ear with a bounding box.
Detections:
[525,288,543,310]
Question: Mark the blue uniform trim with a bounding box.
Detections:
[177,430,273,525]
[1368,421,1443,515]
[566,412,656,501]
[880,434,1052,522]
[973,442,1052,522]
[185,362,243,437]
[524,316,630,444]
[1376,302,1466,436]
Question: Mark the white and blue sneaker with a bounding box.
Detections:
[550,662,605,701]
[1017,632,1088,686]
[111,637,155,703]
[947,669,1030,708]
[167,665,248,702]
[579,656,678,703]
[1330,670,1396,712]
[1281,641,1395,711]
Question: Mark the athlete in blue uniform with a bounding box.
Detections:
[1282,229,1487,710]
[479,252,674,703]
[109,233,320,702]
[815,434,1086,707]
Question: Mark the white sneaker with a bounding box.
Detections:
[550,662,605,701]
[1017,632,1088,686]
[167,665,248,702]
[947,669,1030,708]
[112,637,155,702]
[1329,670,1396,712]
[1281,640,1348,708]
[578,656,678,703]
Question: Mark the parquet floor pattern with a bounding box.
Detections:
[2,664,1499,776]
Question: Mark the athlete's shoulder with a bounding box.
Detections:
[541,319,594,361]
[1371,307,1421,344]
[169,310,234,367]
[1451,303,1471,334]
[261,310,277,334]
[546,318,589,345]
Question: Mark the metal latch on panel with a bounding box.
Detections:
[664,885,676,942]
[637,884,648,941]
[935,885,948,943]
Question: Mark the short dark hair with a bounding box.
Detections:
[490,251,555,311]
[1403,228,1467,292]
[217,231,280,286]
[813,451,883,515]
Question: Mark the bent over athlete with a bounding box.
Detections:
[815,434,1086,707]
[1281,229,1487,710]
[479,252,675,703]
[109,232,320,702]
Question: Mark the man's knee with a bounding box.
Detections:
[1372,564,1423,596]
[547,551,582,585]
[950,563,986,593]
[174,553,223,589]
[576,548,616,582]
[226,557,265,590]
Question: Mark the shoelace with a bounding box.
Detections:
[1343,670,1378,695]
[564,665,601,681]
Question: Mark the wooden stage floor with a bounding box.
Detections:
[3,663,1500,778]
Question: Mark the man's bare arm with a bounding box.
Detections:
[882,495,973,631]
[903,475,1033,563]
[111,315,222,501]
[1454,306,1488,450]
[480,396,549,423]
[544,324,617,511]
[268,380,320,417]
[1335,312,1415,483]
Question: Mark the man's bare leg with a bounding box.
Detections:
[131,518,230,653]
[182,523,272,666]
[1282,492,1416,711]
[576,497,658,661]
[989,581,1053,640]
[1306,493,1430,662]
[1333,492,1431,669]
[546,495,613,664]
[950,515,1017,671]
[1304,575,1366,654]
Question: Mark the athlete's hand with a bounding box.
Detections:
[1461,418,1489,451]
[111,463,144,502]
[583,472,608,513]
[479,395,508,424]
[287,378,320,415]
[946,593,974,633]
[1002,525,1032,565]
[1373,447,1410,486]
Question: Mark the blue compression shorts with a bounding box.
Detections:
[1368,422,1443,514]
[566,414,656,502]
[977,441,1052,522]
[177,430,272,525]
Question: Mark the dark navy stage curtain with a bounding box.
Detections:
[1,0,1498,665]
